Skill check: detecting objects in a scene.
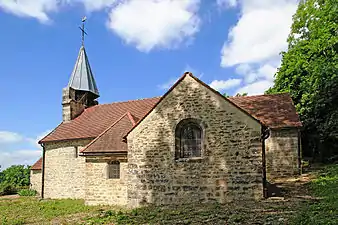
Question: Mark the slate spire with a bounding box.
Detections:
[67,46,99,97]
[62,17,99,122]
[67,16,99,97]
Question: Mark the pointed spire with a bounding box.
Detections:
[68,46,99,97]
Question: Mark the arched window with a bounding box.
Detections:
[107,161,120,179]
[175,119,202,159]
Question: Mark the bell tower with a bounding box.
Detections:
[62,17,99,122]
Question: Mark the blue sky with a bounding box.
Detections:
[0,0,298,169]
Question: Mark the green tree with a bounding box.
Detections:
[267,0,338,160]
[0,165,30,187]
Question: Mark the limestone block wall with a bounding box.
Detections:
[85,156,128,206]
[265,128,300,179]
[30,170,42,194]
[44,139,92,199]
[127,75,263,208]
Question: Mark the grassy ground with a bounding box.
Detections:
[0,164,337,225]
[291,164,338,224]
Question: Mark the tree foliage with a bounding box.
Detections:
[223,93,248,97]
[267,0,338,159]
[0,165,30,187]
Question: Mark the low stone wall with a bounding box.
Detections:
[30,170,42,194]
[44,139,92,199]
[85,156,128,206]
[265,128,300,180]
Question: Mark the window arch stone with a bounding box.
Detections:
[175,119,203,159]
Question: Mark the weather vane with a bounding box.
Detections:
[79,16,87,46]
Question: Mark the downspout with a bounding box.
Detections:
[40,143,45,199]
[297,129,302,175]
[261,126,270,199]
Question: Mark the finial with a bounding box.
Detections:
[79,16,88,46]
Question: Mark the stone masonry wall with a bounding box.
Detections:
[44,139,92,199]
[30,170,42,195]
[85,156,128,206]
[265,128,300,180]
[127,75,263,208]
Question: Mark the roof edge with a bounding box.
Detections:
[38,123,63,144]
[125,72,264,138]
[80,111,135,153]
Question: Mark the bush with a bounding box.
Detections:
[18,189,37,197]
[0,184,17,196]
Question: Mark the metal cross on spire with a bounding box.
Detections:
[79,16,88,46]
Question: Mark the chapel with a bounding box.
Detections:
[30,37,302,207]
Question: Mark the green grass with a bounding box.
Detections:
[291,164,338,225]
[0,197,104,225]
[1,164,337,224]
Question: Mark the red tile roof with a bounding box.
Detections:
[39,97,160,143]
[31,157,42,170]
[229,93,302,128]
[81,112,136,154]
[39,83,301,148]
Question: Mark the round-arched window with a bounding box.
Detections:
[175,119,202,159]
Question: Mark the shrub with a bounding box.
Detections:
[18,189,37,196]
[0,184,17,196]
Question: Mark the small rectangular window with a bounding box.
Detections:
[108,161,120,179]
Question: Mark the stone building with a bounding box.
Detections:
[30,157,42,195]
[31,43,302,207]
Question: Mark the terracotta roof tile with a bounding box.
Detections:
[31,157,42,170]
[228,93,302,128]
[40,90,301,146]
[39,97,160,143]
[81,112,135,153]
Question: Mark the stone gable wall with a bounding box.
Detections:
[85,156,128,206]
[30,170,42,194]
[127,75,263,208]
[265,128,300,179]
[44,139,92,199]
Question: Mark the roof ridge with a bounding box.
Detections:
[80,111,134,153]
[90,96,161,108]
[126,111,137,126]
[229,92,290,98]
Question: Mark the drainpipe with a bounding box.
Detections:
[297,129,302,175]
[261,126,270,199]
[40,143,45,199]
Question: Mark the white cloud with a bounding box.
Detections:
[220,0,297,66]
[209,79,242,92]
[77,0,116,11]
[0,131,23,143]
[235,80,274,95]
[0,129,51,170]
[0,0,61,23]
[0,0,116,23]
[219,0,298,95]
[0,150,41,170]
[107,0,201,52]
[0,0,201,52]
